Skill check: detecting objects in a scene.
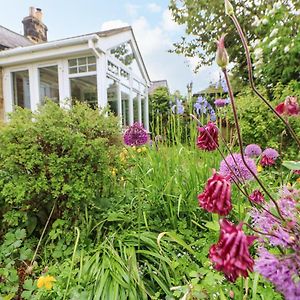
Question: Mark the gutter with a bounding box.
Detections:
[0,34,100,58]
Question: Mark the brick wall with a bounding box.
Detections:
[0,67,3,121]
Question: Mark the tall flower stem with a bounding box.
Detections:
[229,14,300,149]
[190,114,248,198]
[223,69,285,221]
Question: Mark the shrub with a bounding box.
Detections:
[0,101,122,232]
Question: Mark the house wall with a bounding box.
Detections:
[0,67,4,120]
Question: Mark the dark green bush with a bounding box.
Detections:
[0,101,122,232]
[227,82,300,158]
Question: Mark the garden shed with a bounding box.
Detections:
[0,7,150,130]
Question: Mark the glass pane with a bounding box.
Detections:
[78,65,87,73]
[88,64,96,72]
[88,56,96,64]
[70,76,97,108]
[107,77,118,116]
[78,57,86,66]
[68,59,77,67]
[121,85,130,127]
[39,66,59,104]
[12,70,31,109]
[69,66,77,74]
[133,92,139,122]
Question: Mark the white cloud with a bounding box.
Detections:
[147,3,162,13]
[125,3,139,17]
[100,20,129,31]
[161,9,180,32]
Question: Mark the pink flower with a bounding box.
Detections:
[260,155,275,167]
[209,219,256,282]
[198,170,232,216]
[275,96,299,116]
[216,34,229,69]
[249,190,265,204]
[196,121,219,151]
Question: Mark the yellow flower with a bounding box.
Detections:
[132,146,136,151]
[137,148,142,153]
[141,146,147,152]
[257,164,263,172]
[37,275,56,290]
[297,178,300,183]
[111,168,117,177]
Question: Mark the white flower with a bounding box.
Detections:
[273,2,281,10]
[284,45,290,53]
[272,46,277,52]
[262,18,269,25]
[262,37,268,43]
[254,47,263,59]
[252,16,261,27]
[270,28,278,37]
[269,38,278,47]
[252,39,261,48]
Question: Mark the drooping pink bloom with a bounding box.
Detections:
[275,96,299,116]
[260,155,275,167]
[249,190,265,204]
[209,219,256,282]
[198,170,232,216]
[216,34,229,69]
[196,121,219,151]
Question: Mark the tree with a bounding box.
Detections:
[169,0,300,86]
[149,86,170,117]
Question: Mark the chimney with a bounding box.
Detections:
[22,7,48,43]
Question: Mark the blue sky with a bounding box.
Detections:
[0,0,220,95]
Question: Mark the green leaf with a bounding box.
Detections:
[282,161,300,171]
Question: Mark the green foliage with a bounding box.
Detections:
[0,101,122,231]
[169,0,300,85]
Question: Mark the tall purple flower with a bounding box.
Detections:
[220,153,257,182]
[194,96,208,115]
[214,98,228,107]
[255,248,300,300]
[209,219,256,282]
[244,144,262,157]
[123,122,148,146]
[171,99,184,115]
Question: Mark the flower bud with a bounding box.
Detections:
[216,35,229,69]
[224,0,234,16]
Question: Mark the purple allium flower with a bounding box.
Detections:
[214,98,228,107]
[250,196,297,247]
[245,144,262,157]
[198,170,232,216]
[262,148,279,160]
[171,99,184,114]
[209,219,256,282]
[249,190,265,204]
[197,121,219,151]
[220,153,257,182]
[123,122,148,146]
[255,248,300,300]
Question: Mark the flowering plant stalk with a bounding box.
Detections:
[194,1,300,297]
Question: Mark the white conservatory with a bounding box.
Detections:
[0,8,150,130]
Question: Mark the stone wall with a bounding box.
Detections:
[0,67,4,121]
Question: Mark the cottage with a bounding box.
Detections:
[0,7,150,130]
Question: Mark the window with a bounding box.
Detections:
[68,56,96,74]
[39,66,59,104]
[70,76,97,108]
[107,77,118,116]
[12,70,30,109]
